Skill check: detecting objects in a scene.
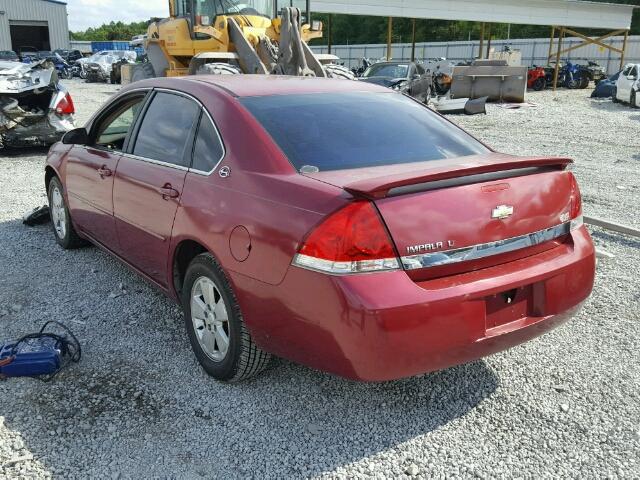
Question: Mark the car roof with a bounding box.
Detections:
[183,75,388,97]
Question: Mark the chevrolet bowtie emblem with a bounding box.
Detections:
[492,205,514,220]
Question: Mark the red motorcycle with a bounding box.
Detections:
[527,66,547,91]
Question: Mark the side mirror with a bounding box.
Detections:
[628,75,638,81]
[413,74,421,80]
[62,127,88,145]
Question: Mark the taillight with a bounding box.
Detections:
[55,92,75,115]
[568,172,583,230]
[293,201,400,274]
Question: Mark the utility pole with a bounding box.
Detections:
[386,17,393,60]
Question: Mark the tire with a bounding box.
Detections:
[182,253,271,382]
[565,76,580,89]
[612,88,619,103]
[196,63,242,75]
[579,75,590,89]
[47,176,86,249]
[130,62,156,83]
[324,64,356,80]
[632,91,638,109]
[79,68,87,80]
[532,77,546,91]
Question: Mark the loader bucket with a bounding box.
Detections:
[450,62,527,103]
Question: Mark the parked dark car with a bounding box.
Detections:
[0,50,19,62]
[45,76,595,382]
[18,46,39,62]
[54,49,84,63]
[591,71,621,98]
[359,61,432,103]
[38,51,55,60]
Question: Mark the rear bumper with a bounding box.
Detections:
[1,112,73,148]
[232,226,595,381]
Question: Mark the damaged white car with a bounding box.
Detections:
[85,50,137,83]
[0,60,75,149]
[615,63,640,107]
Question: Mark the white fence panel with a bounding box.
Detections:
[312,35,639,74]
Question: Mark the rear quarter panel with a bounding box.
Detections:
[169,82,349,287]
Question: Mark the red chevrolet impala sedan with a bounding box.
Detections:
[44,76,595,382]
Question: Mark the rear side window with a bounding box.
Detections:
[241,92,489,172]
[191,113,224,173]
[133,92,199,166]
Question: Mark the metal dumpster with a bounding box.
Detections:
[450,60,527,103]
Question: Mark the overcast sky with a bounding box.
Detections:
[66,0,167,31]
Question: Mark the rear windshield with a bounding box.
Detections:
[240,92,489,172]
[364,63,409,78]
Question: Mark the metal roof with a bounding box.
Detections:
[310,0,636,30]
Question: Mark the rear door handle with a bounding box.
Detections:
[97,166,112,178]
[158,184,180,200]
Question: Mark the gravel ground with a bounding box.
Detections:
[0,80,638,479]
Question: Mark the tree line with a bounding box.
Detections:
[70,21,151,41]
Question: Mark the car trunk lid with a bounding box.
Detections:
[303,153,575,280]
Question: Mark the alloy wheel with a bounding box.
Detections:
[50,186,66,239]
[190,276,230,362]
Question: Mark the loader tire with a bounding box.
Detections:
[131,62,156,83]
[324,64,356,80]
[196,63,242,75]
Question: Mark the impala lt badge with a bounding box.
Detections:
[407,240,455,254]
[492,204,514,220]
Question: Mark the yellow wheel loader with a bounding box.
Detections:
[129,0,353,82]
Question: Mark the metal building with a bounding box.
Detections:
[0,0,69,53]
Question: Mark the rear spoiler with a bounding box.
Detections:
[343,156,573,199]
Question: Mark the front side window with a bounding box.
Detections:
[241,92,489,172]
[192,113,224,172]
[93,96,146,151]
[133,92,199,166]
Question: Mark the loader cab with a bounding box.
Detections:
[171,0,311,26]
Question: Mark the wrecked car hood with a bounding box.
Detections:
[0,60,55,94]
[89,52,137,66]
